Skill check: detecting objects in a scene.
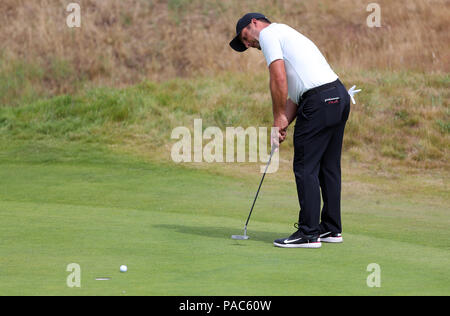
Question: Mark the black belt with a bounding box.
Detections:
[298,79,340,104]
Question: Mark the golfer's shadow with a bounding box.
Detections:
[154,224,280,244]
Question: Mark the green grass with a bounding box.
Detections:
[0,142,448,296]
[0,70,448,295]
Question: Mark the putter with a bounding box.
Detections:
[232,146,277,240]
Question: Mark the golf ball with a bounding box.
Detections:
[119,265,127,273]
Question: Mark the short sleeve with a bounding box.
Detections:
[259,26,284,67]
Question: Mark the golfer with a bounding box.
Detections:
[230,13,351,248]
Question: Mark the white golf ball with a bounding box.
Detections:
[119,265,127,273]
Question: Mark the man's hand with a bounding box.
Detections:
[274,114,289,144]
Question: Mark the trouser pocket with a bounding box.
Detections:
[320,85,348,127]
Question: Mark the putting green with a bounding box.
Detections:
[0,153,449,296]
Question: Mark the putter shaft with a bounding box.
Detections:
[232,147,276,240]
[243,147,276,228]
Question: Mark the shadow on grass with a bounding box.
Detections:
[154,224,282,244]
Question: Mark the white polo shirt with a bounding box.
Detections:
[259,23,338,103]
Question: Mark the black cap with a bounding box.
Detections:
[229,13,267,52]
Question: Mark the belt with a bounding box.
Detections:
[298,79,340,104]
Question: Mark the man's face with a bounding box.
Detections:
[239,19,261,50]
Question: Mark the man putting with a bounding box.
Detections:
[230,13,353,248]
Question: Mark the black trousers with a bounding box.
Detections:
[293,79,350,236]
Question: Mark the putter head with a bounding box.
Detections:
[232,226,249,240]
[231,234,249,240]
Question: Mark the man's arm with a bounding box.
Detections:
[269,59,289,142]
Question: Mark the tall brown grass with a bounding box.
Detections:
[0,0,448,103]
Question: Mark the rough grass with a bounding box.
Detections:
[0,0,449,105]
[0,70,448,173]
[1,2,448,171]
